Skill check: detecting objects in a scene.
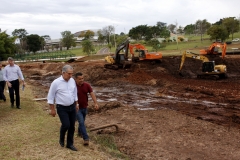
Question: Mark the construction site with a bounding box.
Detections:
[18,41,240,160]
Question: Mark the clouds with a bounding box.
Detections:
[1,0,240,39]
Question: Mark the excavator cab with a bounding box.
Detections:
[202,61,215,72]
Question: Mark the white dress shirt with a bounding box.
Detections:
[3,64,24,81]
[0,69,4,81]
[47,76,78,106]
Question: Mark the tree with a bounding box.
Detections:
[213,19,223,25]
[0,31,16,60]
[61,31,76,50]
[26,34,42,54]
[195,19,211,41]
[78,30,95,40]
[101,25,115,44]
[129,25,149,40]
[156,21,167,28]
[81,39,94,56]
[116,35,128,46]
[222,17,240,40]
[120,32,125,36]
[207,25,228,41]
[167,24,176,33]
[146,26,159,40]
[183,24,195,35]
[12,28,28,53]
[147,39,163,51]
[97,30,105,46]
[177,26,184,34]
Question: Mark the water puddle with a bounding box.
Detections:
[92,86,228,110]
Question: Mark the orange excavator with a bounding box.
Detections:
[128,44,162,63]
[199,42,227,59]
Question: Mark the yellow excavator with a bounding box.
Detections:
[179,50,227,79]
[104,39,132,70]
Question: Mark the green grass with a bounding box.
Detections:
[0,86,127,160]
[15,31,240,62]
[91,134,129,159]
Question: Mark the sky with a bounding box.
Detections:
[1,0,240,39]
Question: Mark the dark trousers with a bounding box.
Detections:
[56,103,76,146]
[0,81,6,100]
[8,79,20,107]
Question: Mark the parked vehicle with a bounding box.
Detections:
[232,38,240,42]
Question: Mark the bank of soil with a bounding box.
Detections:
[20,53,240,160]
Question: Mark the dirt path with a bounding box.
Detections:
[20,54,240,159]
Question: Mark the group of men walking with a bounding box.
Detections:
[47,64,99,151]
[1,57,98,152]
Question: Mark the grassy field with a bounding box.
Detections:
[69,32,240,57]
[13,32,240,61]
[0,85,127,160]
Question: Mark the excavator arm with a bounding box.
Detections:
[129,44,146,56]
[179,50,209,72]
[200,42,227,59]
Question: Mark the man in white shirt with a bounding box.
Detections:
[0,62,6,102]
[47,65,79,151]
[3,57,25,109]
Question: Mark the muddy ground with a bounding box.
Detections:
[20,51,240,160]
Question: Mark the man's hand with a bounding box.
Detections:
[94,103,99,110]
[7,82,12,88]
[76,104,79,112]
[49,104,56,117]
[50,109,56,117]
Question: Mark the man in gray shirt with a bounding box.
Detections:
[3,57,25,109]
[0,62,6,102]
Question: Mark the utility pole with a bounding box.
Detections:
[175,20,179,50]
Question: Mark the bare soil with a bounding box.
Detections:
[20,51,240,160]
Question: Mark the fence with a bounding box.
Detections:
[14,51,76,62]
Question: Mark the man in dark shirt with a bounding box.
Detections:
[74,72,99,146]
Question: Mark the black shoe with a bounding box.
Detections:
[66,145,78,151]
[3,99,6,102]
[59,140,64,147]
[16,106,21,109]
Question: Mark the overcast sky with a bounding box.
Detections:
[1,0,240,39]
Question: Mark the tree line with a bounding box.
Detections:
[0,16,239,60]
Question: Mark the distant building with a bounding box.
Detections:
[45,29,101,50]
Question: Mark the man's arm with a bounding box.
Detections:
[17,66,25,85]
[90,92,99,110]
[3,67,12,88]
[73,82,79,111]
[47,81,57,117]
